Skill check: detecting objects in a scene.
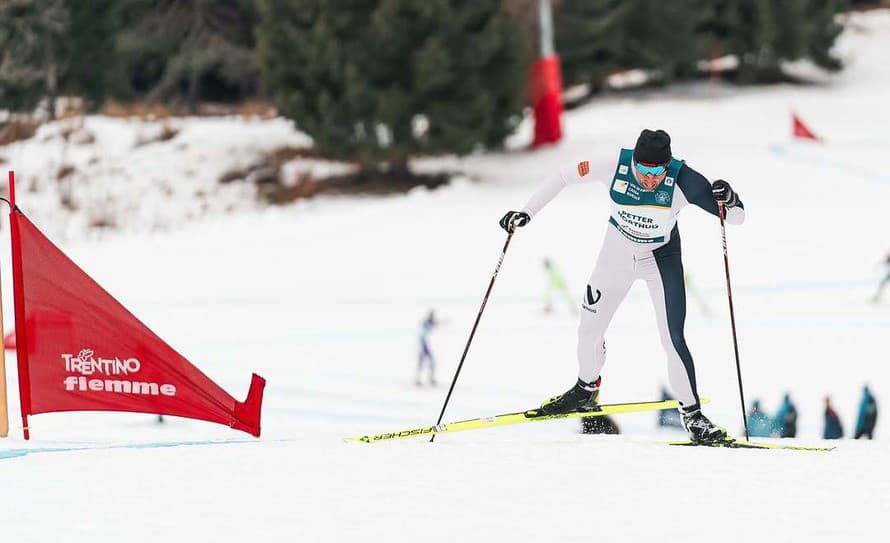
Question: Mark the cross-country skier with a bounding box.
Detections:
[498,129,745,443]
[542,257,575,314]
[773,393,798,438]
[746,399,775,438]
[416,309,440,386]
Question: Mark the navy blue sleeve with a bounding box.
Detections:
[676,163,744,218]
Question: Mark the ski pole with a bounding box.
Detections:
[430,229,515,443]
[718,202,750,441]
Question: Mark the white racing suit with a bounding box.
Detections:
[521,149,745,408]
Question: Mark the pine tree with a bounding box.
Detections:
[712,0,783,83]
[60,0,121,108]
[555,0,711,91]
[0,0,68,113]
[553,0,624,90]
[802,0,846,72]
[708,0,845,83]
[116,0,259,108]
[257,0,526,172]
[555,0,846,89]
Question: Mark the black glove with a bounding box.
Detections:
[711,179,740,208]
[499,210,530,233]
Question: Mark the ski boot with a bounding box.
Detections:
[681,405,728,443]
[538,377,602,416]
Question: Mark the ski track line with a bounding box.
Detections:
[0,438,273,461]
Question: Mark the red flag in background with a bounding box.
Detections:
[792,112,822,142]
[9,209,265,439]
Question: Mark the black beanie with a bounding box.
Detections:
[633,129,672,164]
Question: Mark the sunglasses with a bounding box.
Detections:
[634,162,667,176]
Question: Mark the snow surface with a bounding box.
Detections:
[0,115,314,239]
[1,9,890,543]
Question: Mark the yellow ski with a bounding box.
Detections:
[667,439,835,452]
[345,398,705,444]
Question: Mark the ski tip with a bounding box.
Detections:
[664,438,835,452]
[724,438,837,452]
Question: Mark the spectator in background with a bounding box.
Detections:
[854,385,878,439]
[871,252,890,303]
[773,393,798,438]
[746,399,775,438]
[823,396,844,440]
[542,258,576,314]
[416,309,441,387]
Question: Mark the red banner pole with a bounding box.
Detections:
[529,0,563,147]
[0,175,7,436]
[8,170,15,206]
[8,171,31,439]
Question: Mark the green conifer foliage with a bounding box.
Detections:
[117,0,259,107]
[0,0,68,112]
[555,0,710,90]
[555,0,845,88]
[802,0,846,71]
[61,0,121,106]
[257,0,525,170]
[709,0,845,83]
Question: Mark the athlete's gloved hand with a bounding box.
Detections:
[711,179,740,208]
[499,211,530,233]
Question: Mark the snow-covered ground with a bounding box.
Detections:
[0,115,314,238]
[1,9,889,543]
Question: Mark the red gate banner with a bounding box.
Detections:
[10,208,265,438]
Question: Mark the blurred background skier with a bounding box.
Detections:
[854,385,877,439]
[773,393,798,438]
[499,128,745,443]
[746,399,775,438]
[542,257,576,314]
[416,309,441,386]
